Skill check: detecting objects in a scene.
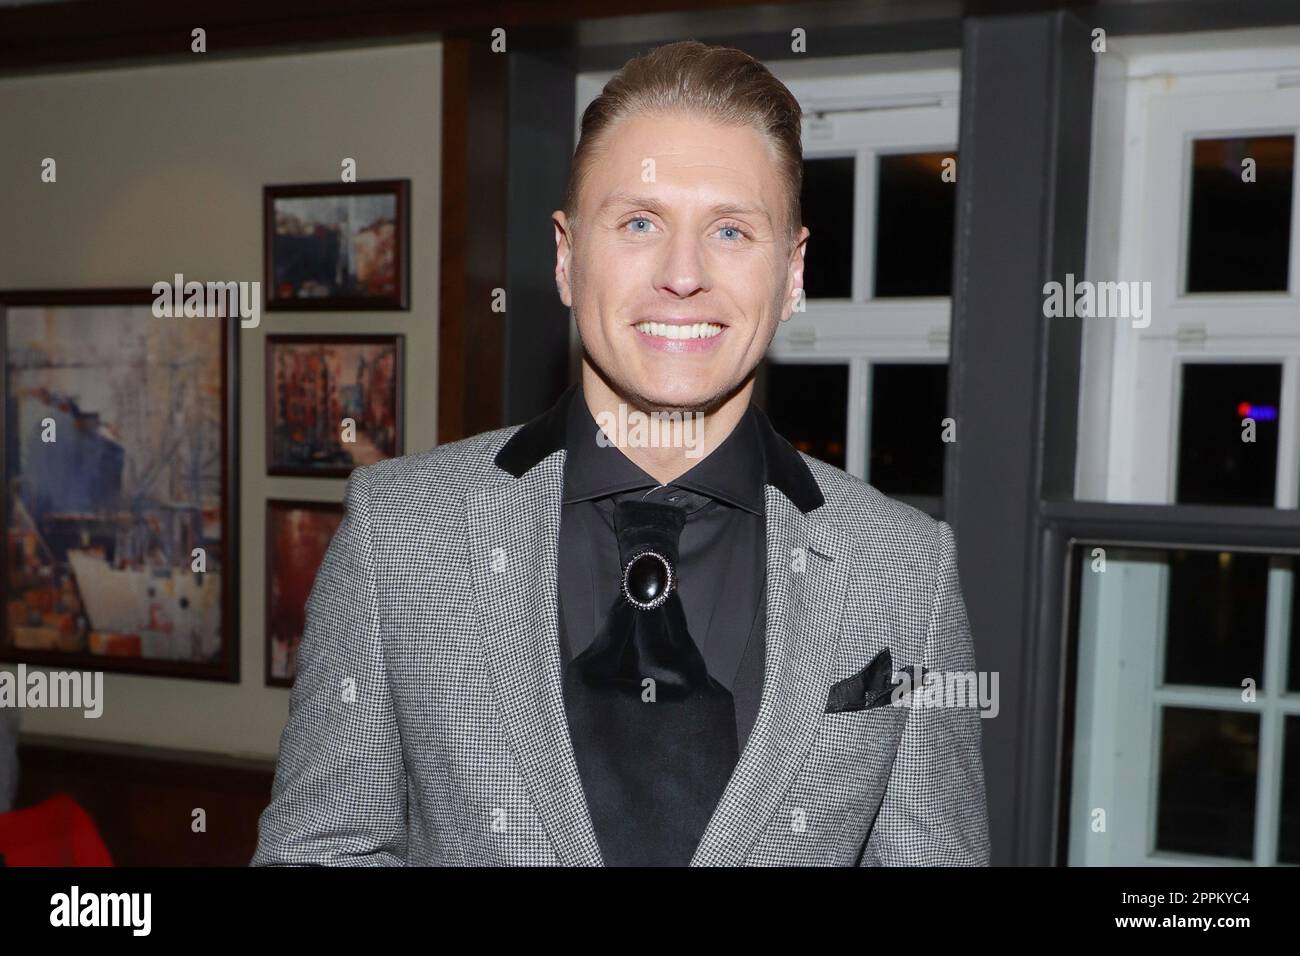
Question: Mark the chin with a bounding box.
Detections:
[624,375,731,415]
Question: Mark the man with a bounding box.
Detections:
[252,40,990,867]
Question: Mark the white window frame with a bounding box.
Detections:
[1069,27,1300,867]
[573,51,961,482]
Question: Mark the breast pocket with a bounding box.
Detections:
[817,701,909,759]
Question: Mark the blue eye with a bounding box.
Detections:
[626,217,655,233]
[717,225,744,241]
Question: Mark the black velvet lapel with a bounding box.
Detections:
[749,402,824,514]
[493,383,826,515]
[493,384,579,479]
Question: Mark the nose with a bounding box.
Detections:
[653,230,710,298]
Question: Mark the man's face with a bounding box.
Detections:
[554,110,809,413]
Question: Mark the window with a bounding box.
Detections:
[1076,42,1300,510]
[1067,544,1298,865]
[1068,31,1300,866]
[874,151,958,298]
[1186,135,1294,294]
[755,360,849,469]
[761,54,961,511]
[1175,362,1283,506]
[800,156,855,300]
[868,362,948,500]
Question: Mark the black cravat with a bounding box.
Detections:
[562,496,740,866]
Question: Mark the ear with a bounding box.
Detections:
[553,209,575,308]
[778,225,810,323]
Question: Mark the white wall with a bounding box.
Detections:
[0,41,442,760]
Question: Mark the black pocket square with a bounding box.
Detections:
[825,648,927,713]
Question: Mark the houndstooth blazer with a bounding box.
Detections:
[251,386,990,866]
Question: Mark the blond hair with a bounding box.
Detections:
[564,40,804,244]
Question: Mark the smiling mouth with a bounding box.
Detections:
[633,321,725,341]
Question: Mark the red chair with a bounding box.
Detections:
[0,793,112,866]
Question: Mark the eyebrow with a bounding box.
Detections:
[597,192,773,224]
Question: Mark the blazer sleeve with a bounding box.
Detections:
[859,519,991,865]
[251,465,409,865]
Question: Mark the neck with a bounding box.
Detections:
[580,363,752,485]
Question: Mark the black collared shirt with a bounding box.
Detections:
[557,389,768,755]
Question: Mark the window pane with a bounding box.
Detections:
[756,361,848,469]
[1186,135,1294,293]
[1155,707,1258,860]
[868,363,947,497]
[1281,715,1300,864]
[1175,363,1281,507]
[800,157,854,299]
[1164,549,1269,689]
[874,151,957,298]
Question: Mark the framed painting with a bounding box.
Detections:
[265,498,345,687]
[265,334,404,477]
[0,288,239,681]
[263,179,410,310]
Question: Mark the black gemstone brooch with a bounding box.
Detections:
[621,550,675,611]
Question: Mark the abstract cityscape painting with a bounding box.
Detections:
[263,180,410,310]
[265,499,344,687]
[265,334,403,476]
[1,290,238,680]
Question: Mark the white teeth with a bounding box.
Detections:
[634,321,724,340]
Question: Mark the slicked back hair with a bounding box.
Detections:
[563,40,804,247]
